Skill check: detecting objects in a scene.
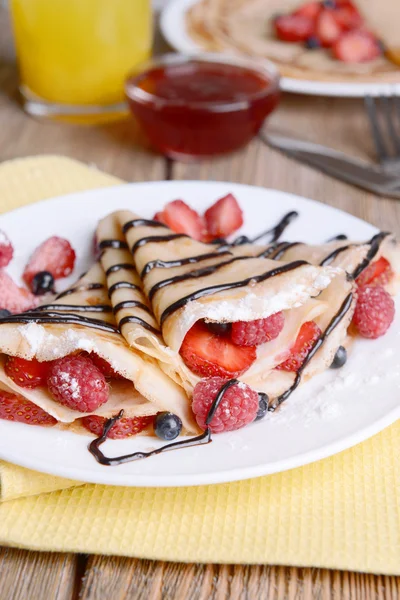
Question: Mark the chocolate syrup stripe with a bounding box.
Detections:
[113,300,152,316]
[122,219,168,233]
[32,304,112,313]
[319,244,353,266]
[259,241,302,260]
[0,312,119,333]
[131,234,189,256]
[148,255,255,302]
[269,291,354,411]
[99,240,128,250]
[89,409,211,466]
[118,316,160,335]
[160,260,308,326]
[108,281,141,297]
[233,211,299,246]
[56,282,104,300]
[351,232,390,280]
[105,263,136,277]
[141,248,232,279]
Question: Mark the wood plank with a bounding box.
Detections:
[0,547,81,600]
[79,557,400,599]
[0,5,165,183]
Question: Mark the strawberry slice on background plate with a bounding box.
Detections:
[204,193,243,239]
[294,1,322,21]
[316,9,343,47]
[0,271,37,314]
[274,14,315,43]
[332,30,382,62]
[179,320,256,378]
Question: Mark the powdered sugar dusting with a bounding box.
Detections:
[59,371,81,400]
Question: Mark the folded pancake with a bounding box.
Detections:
[186,0,400,83]
[0,263,196,433]
[232,232,400,295]
[97,210,355,402]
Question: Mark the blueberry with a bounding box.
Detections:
[322,0,336,8]
[31,271,55,296]
[305,36,321,49]
[154,412,182,441]
[255,393,269,421]
[330,346,347,369]
[0,309,11,319]
[233,235,250,246]
[206,321,232,336]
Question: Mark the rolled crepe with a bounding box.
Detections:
[0,263,197,433]
[97,211,355,400]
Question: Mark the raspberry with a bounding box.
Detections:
[23,236,76,286]
[0,271,37,314]
[0,389,57,426]
[192,376,259,433]
[276,320,322,372]
[0,230,14,268]
[47,355,109,412]
[5,357,52,388]
[81,414,153,439]
[88,353,123,379]
[352,284,395,339]
[231,312,285,346]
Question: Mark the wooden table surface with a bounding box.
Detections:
[0,6,399,600]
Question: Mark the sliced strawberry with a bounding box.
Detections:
[0,389,57,426]
[81,414,153,439]
[274,14,315,43]
[316,9,343,47]
[356,257,394,287]
[179,320,256,378]
[5,356,52,388]
[204,193,244,239]
[334,1,363,30]
[0,271,37,314]
[154,200,208,242]
[23,236,76,286]
[332,30,382,62]
[0,230,14,268]
[276,321,322,372]
[294,1,322,21]
[88,353,123,379]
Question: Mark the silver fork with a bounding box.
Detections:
[365,95,400,175]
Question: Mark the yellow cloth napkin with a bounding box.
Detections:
[0,156,399,574]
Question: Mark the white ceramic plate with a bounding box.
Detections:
[0,181,399,487]
[160,0,400,98]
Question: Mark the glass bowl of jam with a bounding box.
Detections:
[125,53,280,160]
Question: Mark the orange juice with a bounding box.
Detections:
[10,0,152,110]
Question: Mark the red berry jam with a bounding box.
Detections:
[126,55,280,159]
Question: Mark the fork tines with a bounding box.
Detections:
[365,95,400,172]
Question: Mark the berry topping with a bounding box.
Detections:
[316,9,343,47]
[305,36,321,49]
[334,1,363,30]
[204,193,244,239]
[332,30,382,63]
[192,376,259,433]
[352,285,395,339]
[274,14,315,43]
[330,345,347,368]
[0,271,37,314]
[153,411,183,440]
[0,309,11,319]
[294,1,321,20]
[47,355,109,413]
[205,321,232,336]
[23,236,76,286]
[31,271,55,296]
[88,353,123,379]
[81,414,153,439]
[231,312,285,347]
[276,320,322,372]
[255,392,269,421]
[0,389,57,426]
[180,321,256,378]
[0,230,14,268]
[5,357,52,389]
[153,200,208,242]
[356,257,394,287]
[322,0,336,8]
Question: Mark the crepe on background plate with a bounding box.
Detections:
[186,0,400,83]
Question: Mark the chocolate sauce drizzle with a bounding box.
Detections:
[268,291,354,411]
[118,316,160,335]
[99,240,128,250]
[327,234,348,242]
[131,234,188,256]
[105,263,135,277]
[140,248,232,279]
[32,304,112,313]
[319,245,353,266]
[258,241,302,260]
[56,283,104,300]
[122,219,168,234]
[0,312,119,333]
[160,260,308,326]
[113,300,152,315]
[108,281,141,297]
[233,211,299,246]
[351,232,389,280]
[88,380,240,466]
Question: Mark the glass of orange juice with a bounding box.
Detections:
[10,0,152,122]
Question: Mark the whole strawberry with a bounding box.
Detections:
[47,354,109,412]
